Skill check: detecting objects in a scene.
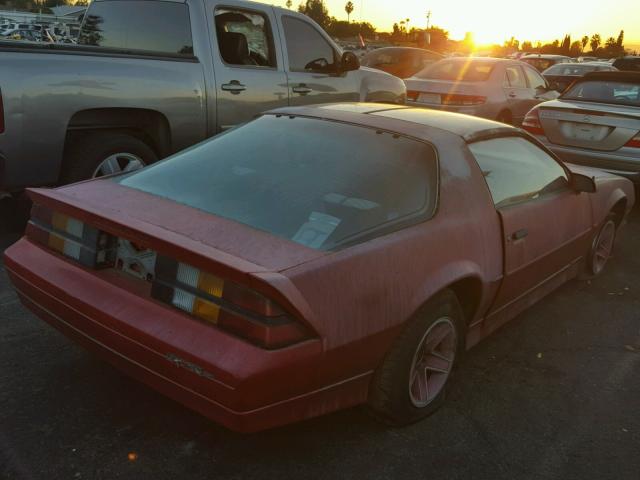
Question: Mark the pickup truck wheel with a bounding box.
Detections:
[61,133,157,184]
[367,290,464,426]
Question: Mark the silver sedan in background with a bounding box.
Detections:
[405,57,559,125]
[522,71,640,183]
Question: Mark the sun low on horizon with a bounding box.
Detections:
[272,0,640,47]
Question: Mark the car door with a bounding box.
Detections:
[277,14,360,106]
[523,64,559,105]
[206,1,289,131]
[503,64,532,124]
[467,136,593,321]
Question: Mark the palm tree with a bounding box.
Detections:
[344,1,354,22]
[286,0,292,8]
[581,35,588,52]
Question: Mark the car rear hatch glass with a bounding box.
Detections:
[115,115,439,252]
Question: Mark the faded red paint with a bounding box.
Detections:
[3,105,636,432]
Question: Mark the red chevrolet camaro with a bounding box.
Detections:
[4,104,635,432]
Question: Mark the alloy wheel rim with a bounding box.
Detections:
[593,220,615,275]
[93,153,145,178]
[409,317,457,408]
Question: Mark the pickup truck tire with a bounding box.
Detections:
[61,133,158,184]
[367,289,464,426]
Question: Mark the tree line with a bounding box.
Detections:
[0,0,88,13]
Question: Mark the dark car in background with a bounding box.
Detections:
[361,47,443,79]
[521,54,574,72]
[613,56,640,72]
[523,71,640,182]
[543,62,617,92]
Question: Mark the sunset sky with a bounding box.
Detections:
[273,0,640,47]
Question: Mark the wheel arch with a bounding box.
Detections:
[64,108,172,159]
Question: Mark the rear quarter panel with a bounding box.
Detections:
[282,132,504,384]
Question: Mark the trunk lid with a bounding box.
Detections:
[29,180,327,277]
[405,78,481,105]
[538,99,640,151]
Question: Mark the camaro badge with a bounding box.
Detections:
[165,353,216,380]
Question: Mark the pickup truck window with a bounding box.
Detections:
[215,8,275,67]
[78,1,194,56]
[282,16,337,73]
[469,137,569,208]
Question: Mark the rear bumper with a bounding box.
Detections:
[4,239,371,432]
[537,139,640,182]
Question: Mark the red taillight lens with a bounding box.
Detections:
[407,90,419,102]
[522,108,545,136]
[440,94,486,106]
[624,134,640,148]
[152,256,311,349]
[0,88,5,134]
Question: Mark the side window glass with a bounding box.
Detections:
[214,8,275,67]
[282,16,337,73]
[79,1,193,55]
[468,137,569,208]
[524,66,546,90]
[505,66,527,88]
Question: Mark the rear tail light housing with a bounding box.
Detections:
[440,94,486,106]
[407,90,419,102]
[27,204,116,268]
[624,133,640,148]
[522,107,545,136]
[151,256,310,349]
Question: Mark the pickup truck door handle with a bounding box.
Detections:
[292,84,313,95]
[511,229,529,241]
[221,81,246,94]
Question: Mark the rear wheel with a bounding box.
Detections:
[61,132,157,184]
[368,290,464,425]
[586,214,617,277]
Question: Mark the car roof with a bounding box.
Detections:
[579,71,640,82]
[522,54,570,59]
[440,57,509,64]
[365,46,443,55]
[266,103,517,143]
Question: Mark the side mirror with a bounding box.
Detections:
[571,173,597,193]
[340,51,360,73]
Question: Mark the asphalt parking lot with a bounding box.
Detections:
[1,196,639,480]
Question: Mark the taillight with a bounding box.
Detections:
[440,94,486,106]
[152,256,310,349]
[407,90,419,102]
[0,88,5,134]
[522,108,545,136]
[26,204,116,268]
[624,134,640,148]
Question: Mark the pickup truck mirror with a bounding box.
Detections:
[570,173,597,193]
[340,51,360,73]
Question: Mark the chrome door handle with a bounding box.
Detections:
[508,92,517,98]
[292,85,313,95]
[221,81,246,94]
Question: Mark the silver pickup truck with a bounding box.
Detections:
[0,0,405,192]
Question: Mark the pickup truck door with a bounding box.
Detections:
[206,1,289,131]
[467,136,593,332]
[276,14,360,105]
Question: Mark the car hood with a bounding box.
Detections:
[28,179,327,274]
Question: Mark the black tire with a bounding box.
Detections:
[496,110,513,125]
[60,132,157,184]
[584,213,617,278]
[368,289,465,426]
